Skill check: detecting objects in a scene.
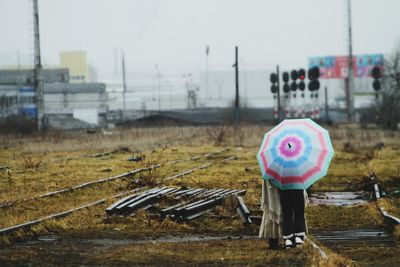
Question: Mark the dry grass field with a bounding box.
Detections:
[0,124,399,266]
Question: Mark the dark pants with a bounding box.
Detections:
[280,189,306,238]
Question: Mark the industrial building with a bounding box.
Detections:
[0,68,108,129]
[59,51,90,83]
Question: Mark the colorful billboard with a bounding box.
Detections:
[308,54,384,79]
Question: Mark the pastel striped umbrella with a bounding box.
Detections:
[257,118,334,190]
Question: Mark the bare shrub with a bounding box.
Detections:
[207,125,228,146]
[343,142,356,153]
[130,155,160,187]
[20,156,42,170]
[50,130,62,143]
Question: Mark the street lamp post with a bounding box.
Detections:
[155,65,161,112]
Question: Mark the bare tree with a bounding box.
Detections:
[376,48,400,130]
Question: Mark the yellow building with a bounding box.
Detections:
[59,51,89,83]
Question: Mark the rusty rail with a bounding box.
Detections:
[0,165,159,209]
[0,187,145,236]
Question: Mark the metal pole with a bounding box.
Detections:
[33,0,44,131]
[324,86,329,122]
[347,0,354,122]
[122,53,127,117]
[155,65,161,112]
[276,65,281,122]
[206,45,209,99]
[167,81,172,110]
[234,46,239,136]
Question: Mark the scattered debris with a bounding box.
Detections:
[101,128,113,136]
[222,156,237,162]
[204,147,229,158]
[0,165,9,171]
[236,196,252,224]
[309,191,370,206]
[127,156,144,162]
[106,187,248,222]
[86,129,98,134]
[374,142,384,150]
[372,181,400,226]
[314,228,396,247]
[87,151,114,158]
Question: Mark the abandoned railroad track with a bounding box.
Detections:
[0,153,239,238]
[0,148,231,209]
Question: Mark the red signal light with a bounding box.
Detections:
[298,69,306,80]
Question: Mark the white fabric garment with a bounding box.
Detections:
[259,179,309,239]
[258,179,283,239]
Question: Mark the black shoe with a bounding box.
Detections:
[268,238,279,250]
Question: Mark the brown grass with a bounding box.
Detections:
[0,125,399,265]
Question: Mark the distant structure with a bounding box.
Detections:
[308,53,384,111]
[0,67,108,129]
[60,51,90,83]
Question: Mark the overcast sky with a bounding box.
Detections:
[1,0,400,78]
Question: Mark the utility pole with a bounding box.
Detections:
[114,48,118,76]
[206,45,209,99]
[346,0,354,122]
[33,0,45,131]
[324,86,329,123]
[155,65,161,112]
[234,46,240,137]
[122,52,127,117]
[276,65,281,122]
[16,50,21,69]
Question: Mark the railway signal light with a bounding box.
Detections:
[298,69,306,80]
[308,67,320,92]
[291,82,297,91]
[270,73,277,83]
[271,84,278,94]
[282,72,289,83]
[371,66,381,91]
[283,83,290,93]
[308,66,320,80]
[291,70,298,81]
[282,71,290,98]
[270,72,278,96]
[298,81,305,91]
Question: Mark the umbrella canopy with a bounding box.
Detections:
[257,118,334,190]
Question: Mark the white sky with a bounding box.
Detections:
[1,0,399,77]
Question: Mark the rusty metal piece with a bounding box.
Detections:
[236,196,252,224]
[314,229,396,247]
[309,191,370,206]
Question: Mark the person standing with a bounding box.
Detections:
[280,189,308,249]
[259,179,282,249]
